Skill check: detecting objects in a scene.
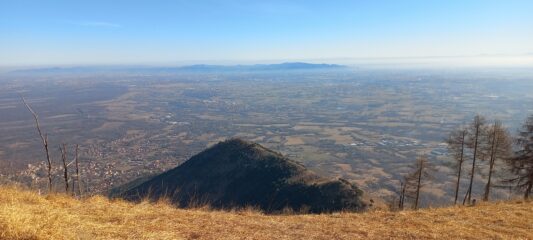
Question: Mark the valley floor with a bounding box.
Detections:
[0,187,531,240]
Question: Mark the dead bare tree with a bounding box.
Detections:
[465,115,486,205]
[20,95,53,192]
[446,127,467,205]
[482,120,512,201]
[398,178,407,210]
[60,144,69,193]
[404,156,434,210]
[75,144,82,197]
[505,115,533,199]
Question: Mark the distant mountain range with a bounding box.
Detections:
[9,62,347,74]
[114,139,366,213]
[176,62,346,71]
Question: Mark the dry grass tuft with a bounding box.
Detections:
[0,186,531,239]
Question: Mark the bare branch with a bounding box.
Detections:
[20,94,53,193]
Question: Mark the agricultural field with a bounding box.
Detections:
[1,68,532,206]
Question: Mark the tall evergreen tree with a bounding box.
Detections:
[506,115,533,199]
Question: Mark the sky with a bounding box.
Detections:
[1,0,533,66]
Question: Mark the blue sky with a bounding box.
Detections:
[1,0,532,66]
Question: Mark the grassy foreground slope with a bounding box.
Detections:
[0,187,531,240]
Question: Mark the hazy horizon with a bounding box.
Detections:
[3,54,533,70]
[1,0,533,67]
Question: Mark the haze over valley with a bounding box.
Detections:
[1,65,532,206]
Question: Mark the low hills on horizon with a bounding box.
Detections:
[114,138,366,213]
[8,62,347,75]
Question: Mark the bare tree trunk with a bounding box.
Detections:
[483,156,496,201]
[45,134,52,192]
[75,144,82,198]
[398,180,406,210]
[462,187,470,205]
[454,131,465,205]
[401,181,406,210]
[398,181,402,209]
[526,181,532,200]
[454,159,463,205]
[21,95,53,193]
[483,128,497,201]
[60,144,69,193]
[467,118,482,204]
[414,164,423,210]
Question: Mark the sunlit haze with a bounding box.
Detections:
[1,0,533,67]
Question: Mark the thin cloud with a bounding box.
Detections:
[70,21,122,28]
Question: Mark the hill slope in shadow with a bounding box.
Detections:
[118,139,366,213]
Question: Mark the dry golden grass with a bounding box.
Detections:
[0,186,532,240]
